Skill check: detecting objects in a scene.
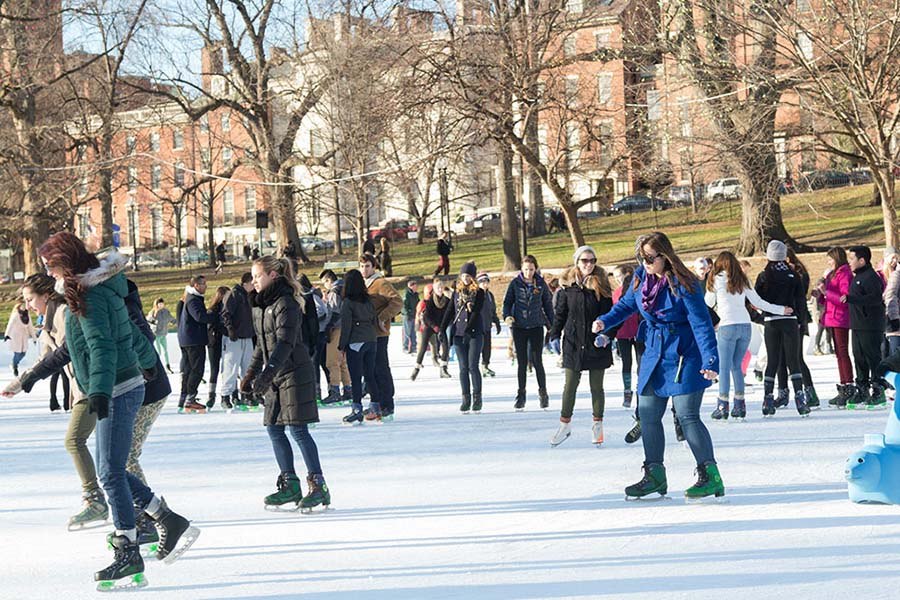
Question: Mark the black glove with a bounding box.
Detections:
[141,365,158,383]
[251,367,276,396]
[3,336,9,341]
[891,319,900,333]
[88,394,109,420]
[19,369,39,393]
[228,329,238,342]
[494,322,501,335]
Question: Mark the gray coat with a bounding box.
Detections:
[338,298,378,350]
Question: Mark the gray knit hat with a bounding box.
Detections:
[573,245,596,264]
[766,240,787,262]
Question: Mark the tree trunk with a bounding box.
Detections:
[207,192,216,268]
[332,186,343,255]
[174,205,184,268]
[497,147,521,272]
[271,184,308,263]
[98,167,114,248]
[524,112,545,236]
[875,170,899,249]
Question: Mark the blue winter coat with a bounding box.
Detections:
[502,273,554,330]
[599,266,718,397]
[177,290,210,347]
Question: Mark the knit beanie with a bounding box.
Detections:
[476,272,490,283]
[573,245,596,264]
[460,261,477,278]
[766,240,787,262]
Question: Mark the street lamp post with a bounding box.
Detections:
[127,198,139,271]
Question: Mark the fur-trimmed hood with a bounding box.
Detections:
[78,248,129,290]
[560,266,581,287]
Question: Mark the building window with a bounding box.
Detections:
[201,148,211,171]
[128,166,138,191]
[173,129,184,150]
[150,131,160,152]
[565,122,581,162]
[222,146,232,169]
[151,164,161,190]
[797,31,813,61]
[174,161,185,187]
[596,72,612,105]
[200,116,209,134]
[221,112,231,132]
[566,0,583,14]
[565,75,579,107]
[310,130,325,156]
[78,211,91,239]
[126,135,136,155]
[595,120,613,164]
[678,98,692,137]
[79,174,89,197]
[151,207,163,246]
[245,187,257,220]
[647,90,661,121]
[796,0,811,12]
[223,188,234,224]
[563,35,577,58]
[595,28,612,49]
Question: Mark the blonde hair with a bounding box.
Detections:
[253,255,306,312]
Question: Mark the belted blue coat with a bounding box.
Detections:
[599,266,718,398]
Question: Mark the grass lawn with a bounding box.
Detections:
[0,183,886,330]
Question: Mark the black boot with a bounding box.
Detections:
[539,388,549,410]
[514,389,526,411]
[472,393,483,413]
[624,417,642,444]
[95,535,145,590]
[460,395,471,414]
[206,392,216,410]
[775,388,790,409]
[828,384,845,407]
[221,394,233,410]
[145,497,199,564]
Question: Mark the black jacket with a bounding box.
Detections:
[423,294,452,332]
[207,307,226,348]
[249,278,318,426]
[222,284,255,340]
[177,290,210,347]
[437,238,452,257]
[848,263,886,332]
[338,298,379,350]
[550,268,617,372]
[23,279,171,407]
[755,263,806,319]
[441,285,485,337]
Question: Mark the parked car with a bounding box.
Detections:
[800,170,851,191]
[610,194,667,214]
[707,178,742,202]
[667,185,693,206]
[180,247,209,264]
[849,168,873,186]
[778,178,797,196]
[367,219,417,241]
[298,236,332,251]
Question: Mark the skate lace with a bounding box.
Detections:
[693,467,709,487]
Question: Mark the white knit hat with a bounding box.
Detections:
[766,240,787,262]
[573,245,596,264]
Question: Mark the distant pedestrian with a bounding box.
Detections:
[476,272,501,377]
[401,279,419,354]
[219,273,255,410]
[5,302,35,377]
[215,241,227,274]
[205,286,229,409]
[177,275,211,413]
[251,247,260,260]
[282,240,297,260]
[243,243,252,262]
[363,237,376,256]
[146,298,175,374]
[378,237,393,277]
[435,231,452,277]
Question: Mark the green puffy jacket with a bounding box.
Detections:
[65,251,157,405]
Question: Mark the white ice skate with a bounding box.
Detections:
[591,421,604,446]
[550,422,571,447]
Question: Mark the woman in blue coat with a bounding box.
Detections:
[594,232,724,501]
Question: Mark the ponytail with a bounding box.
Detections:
[253,255,306,312]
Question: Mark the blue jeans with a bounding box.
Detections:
[96,385,154,530]
[402,318,417,353]
[266,424,322,476]
[346,341,379,410]
[11,351,25,370]
[639,390,716,467]
[454,333,484,398]
[716,324,752,398]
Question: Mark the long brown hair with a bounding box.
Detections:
[210,286,230,311]
[827,247,848,269]
[786,248,808,278]
[21,273,65,304]
[38,232,100,316]
[708,251,750,295]
[632,231,698,294]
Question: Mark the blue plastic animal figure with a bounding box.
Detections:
[846,371,900,504]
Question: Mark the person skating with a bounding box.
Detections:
[215,240,227,274]
[435,230,452,277]
[411,277,452,380]
[401,279,420,355]
[219,273,255,410]
[549,246,617,446]
[205,286,229,409]
[613,265,643,409]
[176,275,211,413]
[441,262,485,413]
[477,272,501,377]
[820,247,855,406]
[360,254,402,420]
[240,256,330,512]
[845,245,887,409]
[705,251,791,421]
[594,231,724,502]
[378,237,393,277]
[502,255,554,410]
[755,241,811,417]
[337,269,380,424]
[146,299,174,374]
[5,301,35,377]
[39,233,197,590]
[772,249,818,409]
[319,270,353,404]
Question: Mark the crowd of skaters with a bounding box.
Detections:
[5,227,900,590]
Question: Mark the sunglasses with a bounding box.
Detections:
[579,258,597,264]
[642,253,663,265]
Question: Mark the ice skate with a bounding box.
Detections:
[342,406,365,425]
[205,393,216,410]
[806,387,820,410]
[472,393,483,413]
[263,473,302,511]
[221,393,234,411]
[146,496,200,564]
[711,398,729,421]
[183,397,206,414]
[364,403,383,423]
[410,365,421,381]
[539,388,549,410]
[550,421,571,447]
[591,420,604,446]
[762,393,776,417]
[847,383,869,410]
[514,390,526,412]
[440,365,452,378]
[341,387,353,403]
[68,488,109,531]
[795,389,811,417]
[828,384,848,407]
[482,365,496,377]
[300,474,331,514]
[95,534,146,592]
[625,463,668,501]
[381,409,394,422]
[622,389,633,408]
[775,388,790,409]
[460,395,471,414]
[684,463,726,503]
[866,384,887,410]
[321,385,343,405]
[624,417,642,444]
[107,510,160,559]
[730,397,746,421]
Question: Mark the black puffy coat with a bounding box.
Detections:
[550,267,616,372]
[249,278,318,426]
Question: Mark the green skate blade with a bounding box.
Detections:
[264,503,300,512]
[96,572,147,592]
[684,494,728,505]
[625,493,670,502]
[67,518,108,532]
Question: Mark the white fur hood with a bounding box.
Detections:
[77,248,129,289]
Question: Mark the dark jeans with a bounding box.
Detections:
[763,319,803,395]
[511,326,547,392]
[50,370,71,410]
[639,389,715,467]
[777,324,813,389]
[561,368,605,420]
[435,255,450,277]
[180,345,206,401]
[454,333,484,399]
[618,338,644,391]
[207,342,222,391]
[266,424,322,476]
[346,341,379,409]
[416,328,448,366]
[481,330,493,366]
[316,336,329,389]
[96,384,154,530]
[852,329,883,387]
[374,336,395,412]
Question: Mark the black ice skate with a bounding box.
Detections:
[146,497,200,565]
[95,535,146,592]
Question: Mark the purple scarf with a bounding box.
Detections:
[641,273,669,318]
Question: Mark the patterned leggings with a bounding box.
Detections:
[125,399,166,485]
